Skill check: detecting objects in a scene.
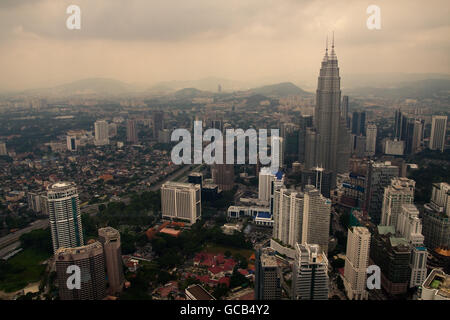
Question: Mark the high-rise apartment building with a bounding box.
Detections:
[255,248,282,300]
[258,167,284,203]
[397,204,427,288]
[429,115,447,152]
[365,161,399,224]
[98,227,124,295]
[126,119,138,144]
[292,243,329,300]
[343,226,371,300]
[161,182,201,225]
[47,182,84,253]
[94,120,110,146]
[381,177,415,228]
[152,111,164,139]
[273,185,331,254]
[422,183,450,250]
[55,241,106,300]
[365,123,377,156]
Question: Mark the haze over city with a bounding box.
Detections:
[0,0,449,92]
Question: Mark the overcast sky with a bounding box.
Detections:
[0,0,449,91]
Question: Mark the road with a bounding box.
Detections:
[0,219,49,250]
[149,165,196,191]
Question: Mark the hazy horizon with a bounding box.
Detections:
[1,0,449,92]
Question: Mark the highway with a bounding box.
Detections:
[0,219,49,250]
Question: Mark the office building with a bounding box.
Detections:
[429,115,447,152]
[55,241,106,300]
[94,120,110,146]
[188,172,203,189]
[255,248,282,300]
[292,243,329,300]
[384,139,405,156]
[273,185,331,254]
[343,226,371,300]
[381,177,415,228]
[161,182,201,225]
[27,191,48,214]
[126,119,138,144]
[47,182,84,253]
[365,161,399,224]
[369,226,411,295]
[341,95,350,128]
[365,124,377,156]
[351,111,366,136]
[98,227,124,295]
[305,40,351,187]
[299,167,332,198]
[298,115,313,163]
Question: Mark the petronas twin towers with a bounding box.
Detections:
[305,37,351,187]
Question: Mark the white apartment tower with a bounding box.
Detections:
[94,120,110,146]
[258,167,284,203]
[161,182,201,225]
[273,185,331,254]
[429,115,447,152]
[397,204,428,288]
[292,243,329,300]
[47,182,84,253]
[381,177,415,228]
[343,226,371,300]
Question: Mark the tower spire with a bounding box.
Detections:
[322,35,329,62]
[330,31,337,60]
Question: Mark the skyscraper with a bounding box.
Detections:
[55,241,106,300]
[98,227,124,295]
[258,167,284,203]
[0,141,6,156]
[161,182,201,225]
[422,183,450,250]
[47,182,84,253]
[396,204,427,288]
[292,243,329,300]
[255,248,282,300]
[351,111,366,136]
[126,119,138,144]
[429,115,447,152]
[365,161,399,224]
[298,115,313,163]
[381,177,415,228]
[341,95,350,128]
[152,111,164,139]
[94,120,110,146]
[273,185,331,254]
[365,123,377,156]
[307,39,351,186]
[343,226,371,300]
